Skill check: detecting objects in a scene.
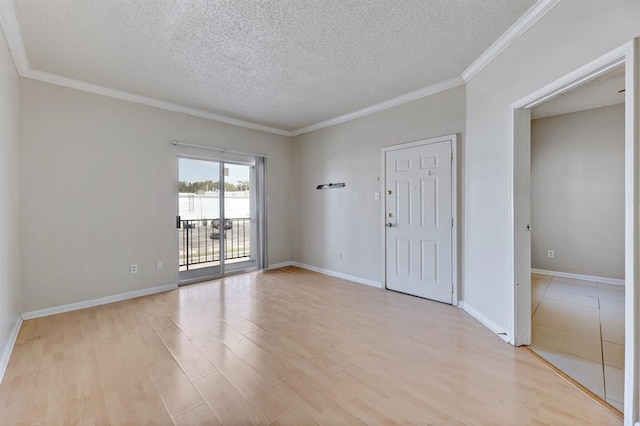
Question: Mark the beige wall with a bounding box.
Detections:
[291,86,465,286]
[19,79,292,312]
[464,0,640,330]
[9,0,640,336]
[531,104,625,279]
[0,32,21,366]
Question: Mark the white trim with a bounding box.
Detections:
[510,44,630,347]
[290,77,464,136]
[381,134,458,305]
[510,107,532,346]
[531,268,625,286]
[21,283,178,320]
[0,0,560,138]
[0,317,23,384]
[381,133,458,154]
[461,0,561,82]
[0,0,559,138]
[510,40,638,426]
[624,37,639,426]
[0,2,292,137]
[23,69,292,136]
[458,302,509,343]
[0,0,29,72]
[451,137,458,305]
[380,147,387,295]
[0,3,465,139]
[292,262,382,289]
[513,45,628,110]
[266,261,294,270]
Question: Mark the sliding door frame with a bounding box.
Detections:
[176,153,262,284]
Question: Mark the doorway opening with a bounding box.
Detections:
[510,39,639,422]
[177,156,263,284]
[528,64,625,411]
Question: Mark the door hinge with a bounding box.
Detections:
[176,215,181,229]
[451,217,454,228]
[451,151,454,161]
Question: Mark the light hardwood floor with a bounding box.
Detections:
[0,267,621,424]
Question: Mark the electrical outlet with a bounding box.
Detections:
[130,264,138,274]
[156,260,164,270]
[374,192,380,200]
[547,250,555,258]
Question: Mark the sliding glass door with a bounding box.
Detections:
[177,157,258,283]
[222,163,257,272]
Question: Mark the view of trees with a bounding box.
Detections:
[178,180,250,193]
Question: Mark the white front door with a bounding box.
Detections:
[385,139,454,303]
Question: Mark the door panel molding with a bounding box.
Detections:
[381,134,458,305]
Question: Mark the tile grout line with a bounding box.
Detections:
[532,276,610,400]
[531,279,551,317]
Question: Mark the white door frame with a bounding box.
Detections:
[509,39,639,424]
[381,134,458,305]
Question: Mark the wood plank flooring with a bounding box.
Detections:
[0,267,621,424]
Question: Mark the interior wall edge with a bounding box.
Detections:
[0,317,22,385]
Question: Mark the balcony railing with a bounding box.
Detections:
[179,218,251,270]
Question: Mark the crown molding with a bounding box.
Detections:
[461,0,561,83]
[289,76,465,136]
[22,68,293,136]
[0,0,29,73]
[1,0,560,138]
[0,0,292,137]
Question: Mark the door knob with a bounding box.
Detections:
[386,223,393,227]
[387,190,392,195]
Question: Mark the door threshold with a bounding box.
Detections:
[178,274,222,286]
[386,288,453,305]
[521,346,623,419]
[178,267,258,286]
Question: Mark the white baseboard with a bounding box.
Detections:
[21,283,178,320]
[458,301,509,343]
[292,262,382,289]
[0,316,23,384]
[265,261,294,270]
[531,268,624,286]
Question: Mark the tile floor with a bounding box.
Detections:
[531,273,625,411]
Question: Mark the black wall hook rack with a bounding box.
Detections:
[316,182,346,190]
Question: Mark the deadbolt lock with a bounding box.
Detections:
[387,189,392,195]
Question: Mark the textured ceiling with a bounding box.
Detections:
[532,65,625,119]
[14,0,536,131]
